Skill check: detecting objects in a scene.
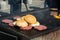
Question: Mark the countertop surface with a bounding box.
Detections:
[31,29,60,40]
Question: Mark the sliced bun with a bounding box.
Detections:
[31,21,40,27]
[16,20,28,27]
[24,14,37,24]
[54,15,60,19]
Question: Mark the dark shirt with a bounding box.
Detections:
[46,0,58,8]
[46,0,60,10]
[8,0,21,5]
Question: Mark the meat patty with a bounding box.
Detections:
[2,19,13,23]
[9,22,14,27]
[20,26,32,30]
[34,25,47,31]
[13,16,20,19]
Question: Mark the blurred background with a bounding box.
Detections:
[0,0,47,13]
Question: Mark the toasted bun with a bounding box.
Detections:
[13,21,16,25]
[21,16,25,20]
[24,14,37,24]
[16,18,21,20]
[16,20,28,27]
[31,21,40,26]
[54,15,60,19]
[16,16,25,21]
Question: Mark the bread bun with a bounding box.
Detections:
[16,20,28,27]
[21,16,25,20]
[54,15,60,19]
[24,14,37,24]
[13,21,16,25]
[31,21,40,27]
[16,18,21,20]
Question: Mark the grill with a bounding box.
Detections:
[0,8,60,40]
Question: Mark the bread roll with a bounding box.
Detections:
[31,21,40,27]
[13,21,16,25]
[21,16,25,20]
[54,15,60,19]
[16,18,21,20]
[24,14,37,24]
[16,20,28,27]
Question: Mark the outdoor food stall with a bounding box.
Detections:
[0,0,60,40]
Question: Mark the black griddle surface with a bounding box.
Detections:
[0,15,60,39]
[0,9,60,39]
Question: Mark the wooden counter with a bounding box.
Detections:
[32,30,60,40]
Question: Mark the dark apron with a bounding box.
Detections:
[8,0,22,15]
[46,0,58,8]
[46,0,60,14]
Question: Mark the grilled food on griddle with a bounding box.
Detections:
[30,21,40,27]
[34,25,47,31]
[24,14,37,24]
[1,14,47,31]
[16,20,28,27]
[53,14,60,19]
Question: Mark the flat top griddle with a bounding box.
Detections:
[0,9,60,39]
